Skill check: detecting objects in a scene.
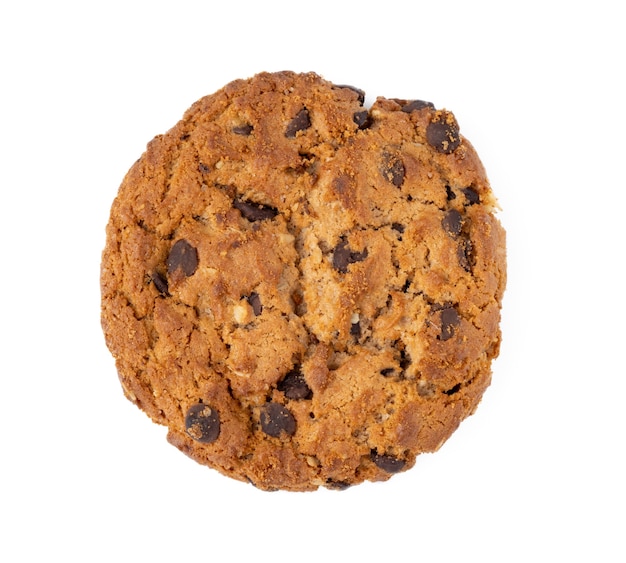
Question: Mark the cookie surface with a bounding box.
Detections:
[101,71,506,491]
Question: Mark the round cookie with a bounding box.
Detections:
[101,71,506,491]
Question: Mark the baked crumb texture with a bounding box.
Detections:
[101,71,506,491]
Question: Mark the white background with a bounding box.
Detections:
[2,1,624,561]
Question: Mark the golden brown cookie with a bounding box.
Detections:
[101,71,506,491]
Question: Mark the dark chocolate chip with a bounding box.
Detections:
[381,152,405,187]
[246,292,263,316]
[439,307,460,341]
[198,162,210,174]
[371,451,406,473]
[401,99,435,113]
[399,348,411,371]
[285,108,311,138]
[461,187,480,205]
[151,271,169,296]
[332,239,368,273]
[325,479,352,491]
[353,110,372,130]
[335,84,366,105]
[167,239,198,277]
[444,383,462,395]
[260,403,296,437]
[457,237,474,272]
[185,403,220,444]
[233,198,278,222]
[392,223,405,241]
[332,241,352,272]
[277,369,312,400]
[426,114,461,154]
[445,185,456,200]
[232,124,253,136]
[350,320,362,338]
[442,209,463,238]
[380,368,396,377]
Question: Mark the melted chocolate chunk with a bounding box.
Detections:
[332,239,368,273]
[353,110,372,130]
[277,369,312,400]
[426,114,461,154]
[285,108,311,138]
[371,451,406,473]
[185,403,220,444]
[462,187,480,205]
[233,198,278,222]
[380,368,396,377]
[167,239,198,277]
[260,403,296,437]
[401,99,435,113]
[232,124,253,136]
[335,84,366,105]
[439,306,460,341]
[151,271,169,296]
[442,209,463,238]
[445,185,456,200]
[246,292,263,316]
[381,152,405,187]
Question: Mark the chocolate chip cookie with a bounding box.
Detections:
[101,71,506,491]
